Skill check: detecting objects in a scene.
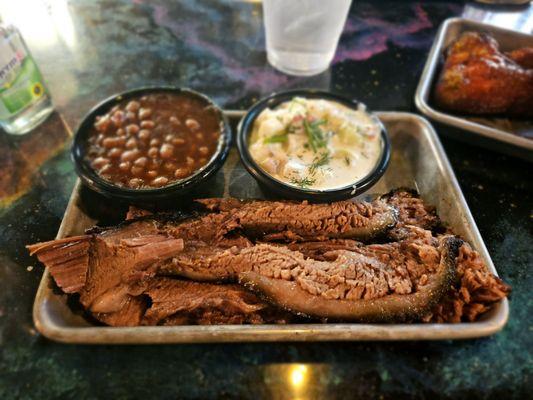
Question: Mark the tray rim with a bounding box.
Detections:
[414,17,533,156]
[32,111,509,344]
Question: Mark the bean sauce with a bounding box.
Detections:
[85,92,221,188]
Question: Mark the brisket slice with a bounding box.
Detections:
[125,191,438,244]
[195,198,398,242]
[89,278,294,327]
[28,212,253,313]
[29,233,292,326]
[196,191,436,242]
[380,189,442,242]
[140,279,293,325]
[27,235,91,293]
[240,237,461,322]
[28,218,186,313]
[381,189,440,231]
[95,296,147,327]
[168,228,443,299]
[284,224,436,260]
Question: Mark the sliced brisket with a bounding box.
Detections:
[141,278,293,325]
[381,189,440,230]
[27,235,91,293]
[27,194,510,325]
[196,198,398,241]
[167,233,455,311]
[240,236,460,321]
[28,218,186,313]
[86,278,293,327]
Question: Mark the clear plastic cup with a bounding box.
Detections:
[263,0,352,76]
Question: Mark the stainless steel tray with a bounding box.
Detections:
[415,17,533,161]
[32,111,509,343]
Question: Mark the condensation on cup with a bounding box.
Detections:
[263,0,352,76]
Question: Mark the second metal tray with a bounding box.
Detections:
[415,17,533,161]
[32,111,509,343]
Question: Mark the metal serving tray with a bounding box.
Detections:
[415,17,533,161]
[32,111,509,343]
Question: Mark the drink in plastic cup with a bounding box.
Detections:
[263,0,352,76]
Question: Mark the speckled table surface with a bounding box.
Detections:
[0,1,531,399]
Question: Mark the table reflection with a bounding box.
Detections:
[462,1,533,33]
[263,363,331,400]
[0,111,70,206]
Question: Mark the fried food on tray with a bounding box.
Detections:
[27,190,510,326]
[507,47,533,69]
[434,32,533,117]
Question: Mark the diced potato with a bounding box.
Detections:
[338,122,363,146]
[258,116,285,139]
[332,148,358,162]
[282,159,307,180]
[286,133,307,153]
[260,158,279,174]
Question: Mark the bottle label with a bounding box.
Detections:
[0,32,47,119]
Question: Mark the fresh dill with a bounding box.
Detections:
[303,117,327,152]
[309,151,331,174]
[289,151,330,190]
[290,176,316,189]
[344,156,350,166]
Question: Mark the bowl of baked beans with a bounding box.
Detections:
[72,87,231,202]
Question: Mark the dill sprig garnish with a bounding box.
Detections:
[303,118,327,152]
[290,151,330,189]
[290,176,316,189]
[344,156,351,166]
[309,151,331,174]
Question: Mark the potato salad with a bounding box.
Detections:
[248,97,382,190]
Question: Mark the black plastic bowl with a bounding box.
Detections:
[237,90,391,202]
[71,87,231,205]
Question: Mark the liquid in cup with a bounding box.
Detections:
[0,23,54,135]
[263,0,352,76]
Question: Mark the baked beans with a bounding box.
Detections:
[85,92,221,188]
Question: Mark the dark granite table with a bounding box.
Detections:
[0,1,531,398]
